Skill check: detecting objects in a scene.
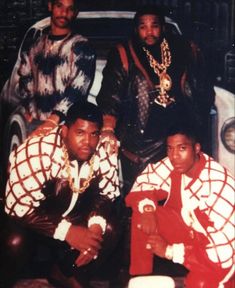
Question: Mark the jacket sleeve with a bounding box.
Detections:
[198,174,235,269]
[4,136,66,239]
[94,140,120,202]
[53,40,96,116]
[96,46,129,117]
[18,44,34,112]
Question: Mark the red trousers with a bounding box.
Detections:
[130,206,233,287]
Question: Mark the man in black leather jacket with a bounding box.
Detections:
[97,5,215,196]
[1,102,120,288]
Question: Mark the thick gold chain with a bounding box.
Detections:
[62,144,95,194]
[143,38,171,76]
[143,39,174,107]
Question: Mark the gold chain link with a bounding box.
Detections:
[143,38,171,76]
[62,144,95,193]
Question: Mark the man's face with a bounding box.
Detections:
[48,0,78,34]
[62,119,100,162]
[167,134,200,177]
[136,14,163,46]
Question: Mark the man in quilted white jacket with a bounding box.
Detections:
[126,120,234,288]
[3,102,120,288]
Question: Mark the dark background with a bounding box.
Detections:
[0,0,234,95]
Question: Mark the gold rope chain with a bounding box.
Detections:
[62,144,95,194]
[143,38,171,76]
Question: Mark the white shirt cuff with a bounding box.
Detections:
[88,216,107,234]
[138,198,156,213]
[172,243,185,264]
[53,219,72,241]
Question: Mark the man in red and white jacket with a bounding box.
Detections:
[126,122,234,288]
[3,102,120,287]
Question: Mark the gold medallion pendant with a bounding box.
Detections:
[160,72,172,91]
[154,72,175,107]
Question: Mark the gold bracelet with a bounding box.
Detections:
[47,118,58,126]
[101,127,114,133]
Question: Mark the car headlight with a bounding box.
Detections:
[220,117,235,153]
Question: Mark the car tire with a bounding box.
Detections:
[2,109,27,184]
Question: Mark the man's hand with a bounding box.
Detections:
[29,114,59,138]
[138,207,157,235]
[100,130,119,155]
[29,121,55,138]
[66,225,103,251]
[75,224,103,267]
[88,223,103,236]
[147,233,168,258]
[66,225,103,267]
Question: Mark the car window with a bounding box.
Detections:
[73,18,133,59]
[75,18,134,38]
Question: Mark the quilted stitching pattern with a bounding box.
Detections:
[5,128,120,218]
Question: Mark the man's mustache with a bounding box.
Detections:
[144,36,157,41]
[56,17,69,22]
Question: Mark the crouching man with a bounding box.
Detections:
[3,102,120,288]
[126,121,234,288]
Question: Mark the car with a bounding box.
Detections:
[214,86,235,175]
[2,11,234,179]
[0,11,182,173]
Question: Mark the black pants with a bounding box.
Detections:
[0,215,37,288]
[0,205,124,287]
